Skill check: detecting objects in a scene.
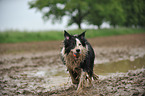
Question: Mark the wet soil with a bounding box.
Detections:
[0,33,145,96]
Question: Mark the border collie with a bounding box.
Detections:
[61,30,98,92]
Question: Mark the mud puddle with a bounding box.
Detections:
[94,56,145,75]
[0,46,145,95]
[31,56,145,90]
[25,65,70,91]
[0,54,145,95]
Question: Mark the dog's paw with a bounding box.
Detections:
[93,73,99,80]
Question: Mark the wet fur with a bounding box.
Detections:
[61,30,98,92]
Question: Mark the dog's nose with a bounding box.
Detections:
[76,49,80,53]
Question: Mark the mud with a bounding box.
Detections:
[0,33,145,96]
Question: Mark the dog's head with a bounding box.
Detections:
[63,30,87,58]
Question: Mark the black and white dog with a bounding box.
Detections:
[61,30,98,92]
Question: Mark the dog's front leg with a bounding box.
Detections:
[77,69,86,92]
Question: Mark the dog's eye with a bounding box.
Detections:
[79,43,81,46]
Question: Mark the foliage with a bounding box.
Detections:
[29,0,91,29]
[105,0,126,27]
[85,0,108,29]
[0,28,144,43]
[85,0,145,28]
[28,0,145,29]
[121,0,145,27]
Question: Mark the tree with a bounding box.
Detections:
[85,0,110,29]
[85,0,126,28]
[105,0,126,28]
[28,0,91,29]
[121,0,145,28]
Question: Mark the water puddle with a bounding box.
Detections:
[94,56,145,75]
[1,56,145,94]
[29,56,145,90]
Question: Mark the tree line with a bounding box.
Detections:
[29,0,145,29]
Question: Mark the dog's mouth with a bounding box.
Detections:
[73,52,81,58]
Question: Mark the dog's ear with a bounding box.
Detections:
[79,31,86,39]
[64,30,71,40]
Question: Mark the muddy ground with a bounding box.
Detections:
[0,33,145,96]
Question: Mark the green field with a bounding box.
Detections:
[0,28,145,43]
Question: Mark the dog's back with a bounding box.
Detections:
[81,40,95,77]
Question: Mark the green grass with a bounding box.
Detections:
[0,28,145,43]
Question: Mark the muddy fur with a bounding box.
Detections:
[65,49,87,71]
[61,30,98,91]
[64,49,88,84]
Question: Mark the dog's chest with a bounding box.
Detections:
[65,51,86,71]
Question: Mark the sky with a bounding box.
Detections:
[0,0,110,31]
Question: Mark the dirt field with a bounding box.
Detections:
[0,33,145,96]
